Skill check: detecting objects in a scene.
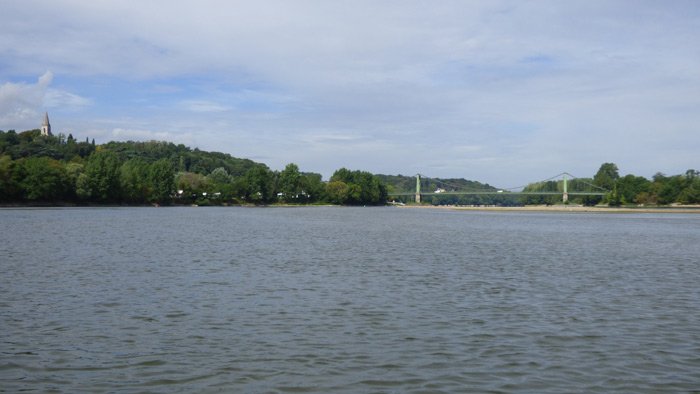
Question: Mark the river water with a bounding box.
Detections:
[1,207,699,393]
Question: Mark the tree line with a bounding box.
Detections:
[2,130,697,207]
[376,164,699,207]
[0,129,387,206]
[521,163,700,206]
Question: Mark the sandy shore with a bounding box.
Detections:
[397,204,700,214]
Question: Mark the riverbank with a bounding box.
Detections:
[398,204,700,214]
[3,202,700,213]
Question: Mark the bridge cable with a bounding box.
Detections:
[418,172,610,193]
[421,176,489,193]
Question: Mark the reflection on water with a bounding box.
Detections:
[2,207,700,392]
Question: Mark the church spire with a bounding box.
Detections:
[41,112,52,136]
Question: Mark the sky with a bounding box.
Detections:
[1,0,699,187]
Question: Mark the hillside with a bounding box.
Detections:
[0,129,385,206]
[375,174,515,206]
[2,129,697,207]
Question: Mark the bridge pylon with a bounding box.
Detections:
[415,174,421,203]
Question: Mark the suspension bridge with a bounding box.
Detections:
[388,172,609,203]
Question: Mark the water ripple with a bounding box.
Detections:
[1,207,699,392]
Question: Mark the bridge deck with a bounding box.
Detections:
[388,191,606,196]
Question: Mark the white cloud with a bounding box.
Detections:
[45,89,92,110]
[180,100,230,113]
[0,71,53,127]
[0,70,93,130]
[111,127,194,144]
[2,2,699,184]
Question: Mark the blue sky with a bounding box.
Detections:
[1,0,699,187]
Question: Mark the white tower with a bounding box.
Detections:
[41,112,52,136]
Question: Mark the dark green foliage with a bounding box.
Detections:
[678,170,700,204]
[244,165,275,204]
[0,129,95,161]
[0,155,20,201]
[329,168,387,205]
[521,181,560,205]
[100,140,259,177]
[378,174,503,205]
[616,175,651,204]
[377,174,496,195]
[148,159,175,204]
[189,150,258,177]
[653,173,688,205]
[518,163,699,206]
[594,163,620,190]
[0,131,272,205]
[276,163,325,203]
[1,130,697,207]
[208,167,233,185]
[78,150,121,202]
[278,163,303,203]
[300,172,325,203]
[375,174,417,195]
[175,172,210,204]
[119,158,150,203]
[519,177,604,206]
[593,162,620,205]
[17,157,70,201]
[325,180,350,205]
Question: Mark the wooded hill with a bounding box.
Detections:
[376,174,515,206]
[1,129,697,206]
[0,129,385,205]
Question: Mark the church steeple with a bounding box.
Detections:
[41,112,52,136]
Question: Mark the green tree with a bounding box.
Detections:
[176,172,210,203]
[148,159,175,204]
[79,150,121,201]
[64,161,84,201]
[244,166,274,204]
[325,180,349,204]
[206,167,237,203]
[0,155,20,201]
[208,167,233,185]
[593,163,619,189]
[593,163,620,205]
[329,168,387,205]
[520,180,559,205]
[120,158,150,203]
[657,174,684,205]
[678,169,700,204]
[616,174,651,205]
[278,163,303,202]
[1,130,19,148]
[301,172,325,203]
[18,157,69,201]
